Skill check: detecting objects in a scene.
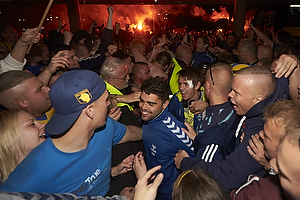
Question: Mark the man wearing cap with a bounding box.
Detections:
[0,70,142,196]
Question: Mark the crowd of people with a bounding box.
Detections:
[0,4,300,200]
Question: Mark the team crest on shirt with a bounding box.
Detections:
[75,89,92,104]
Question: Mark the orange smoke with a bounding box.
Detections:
[44,4,254,34]
[193,5,230,22]
[211,6,230,22]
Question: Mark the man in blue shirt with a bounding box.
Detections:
[140,77,195,200]
[0,70,142,196]
[185,62,239,162]
[192,35,214,67]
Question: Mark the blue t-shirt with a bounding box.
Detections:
[0,117,126,196]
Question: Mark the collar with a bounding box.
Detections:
[144,108,168,124]
[175,58,188,68]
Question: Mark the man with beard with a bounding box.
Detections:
[140,77,195,200]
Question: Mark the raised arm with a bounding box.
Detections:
[1,27,41,74]
[12,27,41,63]
[249,24,273,48]
[37,50,70,86]
[106,6,113,30]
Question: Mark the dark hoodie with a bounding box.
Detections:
[180,76,289,192]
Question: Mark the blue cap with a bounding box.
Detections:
[45,70,106,135]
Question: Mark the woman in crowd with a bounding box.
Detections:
[0,109,46,183]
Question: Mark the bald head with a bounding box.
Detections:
[130,39,146,55]
[176,44,192,65]
[257,45,273,60]
[132,62,151,84]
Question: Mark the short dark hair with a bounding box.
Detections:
[141,77,170,102]
[197,35,210,46]
[155,51,172,67]
[239,38,258,56]
[178,66,203,86]
[276,30,291,44]
[50,44,72,58]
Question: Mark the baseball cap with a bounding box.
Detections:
[45,70,106,135]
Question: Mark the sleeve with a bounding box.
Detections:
[0,53,26,74]
[167,95,177,117]
[195,144,224,163]
[96,28,113,55]
[79,54,106,73]
[108,117,127,146]
[0,191,128,200]
[180,130,265,192]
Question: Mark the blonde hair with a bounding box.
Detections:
[0,109,25,183]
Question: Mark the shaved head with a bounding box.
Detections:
[206,62,233,96]
[257,45,273,60]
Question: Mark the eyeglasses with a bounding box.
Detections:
[209,67,215,85]
[113,73,129,81]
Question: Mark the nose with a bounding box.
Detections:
[139,102,147,110]
[228,90,233,98]
[43,86,50,93]
[37,122,45,131]
[179,84,184,91]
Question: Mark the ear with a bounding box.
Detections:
[204,44,209,49]
[17,99,28,109]
[106,77,114,85]
[254,95,265,104]
[85,104,94,119]
[162,99,169,109]
[195,81,201,90]
[205,80,210,90]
